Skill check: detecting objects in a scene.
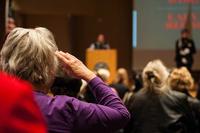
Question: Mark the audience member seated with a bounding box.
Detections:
[131,71,143,92]
[110,68,129,99]
[0,72,46,133]
[196,80,200,100]
[0,27,130,133]
[123,72,143,107]
[6,17,16,34]
[79,68,117,103]
[168,67,200,132]
[124,60,196,133]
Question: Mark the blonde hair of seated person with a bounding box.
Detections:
[168,67,194,93]
[114,68,129,87]
[142,60,169,92]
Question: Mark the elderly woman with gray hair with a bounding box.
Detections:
[0,27,130,133]
[124,60,196,133]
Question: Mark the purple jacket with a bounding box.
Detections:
[34,77,130,133]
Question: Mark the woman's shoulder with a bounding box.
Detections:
[34,92,81,112]
[54,95,81,110]
[167,89,187,100]
[162,89,189,107]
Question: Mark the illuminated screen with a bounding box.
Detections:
[133,0,200,49]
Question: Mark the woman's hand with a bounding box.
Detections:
[55,51,96,82]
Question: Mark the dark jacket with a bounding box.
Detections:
[110,83,129,99]
[188,97,200,132]
[175,38,196,70]
[177,89,200,132]
[124,87,196,133]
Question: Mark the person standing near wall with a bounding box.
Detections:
[175,29,196,71]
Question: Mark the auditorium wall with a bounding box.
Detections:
[133,49,200,71]
[0,0,6,47]
[12,0,133,73]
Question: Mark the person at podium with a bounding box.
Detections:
[89,34,110,50]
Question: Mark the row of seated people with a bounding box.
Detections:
[0,27,200,133]
[54,64,200,133]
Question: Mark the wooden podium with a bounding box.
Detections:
[86,49,117,83]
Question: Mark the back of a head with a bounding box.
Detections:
[115,68,129,87]
[168,67,194,93]
[0,27,58,91]
[142,60,169,92]
[35,27,57,45]
[96,68,110,82]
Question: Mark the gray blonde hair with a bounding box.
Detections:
[142,60,169,92]
[0,27,58,89]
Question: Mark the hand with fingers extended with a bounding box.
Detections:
[55,51,96,82]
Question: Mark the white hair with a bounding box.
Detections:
[0,27,58,90]
[96,68,110,82]
[142,60,169,92]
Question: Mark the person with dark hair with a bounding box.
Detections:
[6,17,16,34]
[51,76,82,97]
[124,60,196,133]
[175,29,196,71]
